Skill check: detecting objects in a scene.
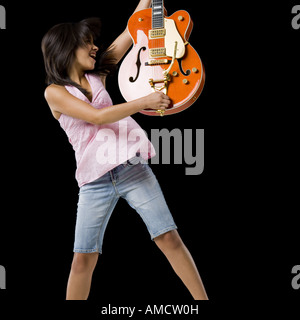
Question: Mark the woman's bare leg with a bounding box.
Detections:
[154,230,208,300]
[66,231,208,300]
[66,252,99,300]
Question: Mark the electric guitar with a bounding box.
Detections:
[118,0,205,116]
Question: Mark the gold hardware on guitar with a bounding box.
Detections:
[118,3,205,116]
[163,41,178,76]
[148,42,179,116]
[149,76,170,93]
[156,109,165,116]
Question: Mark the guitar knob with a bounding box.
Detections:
[183,79,189,84]
[192,68,198,73]
[178,16,184,21]
[172,71,178,76]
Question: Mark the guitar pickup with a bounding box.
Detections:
[149,48,166,57]
[149,28,166,39]
[145,59,170,66]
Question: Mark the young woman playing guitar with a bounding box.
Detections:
[41,0,208,300]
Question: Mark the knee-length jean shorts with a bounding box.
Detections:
[73,159,177,254]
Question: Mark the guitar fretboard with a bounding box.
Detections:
[152,0,164,29]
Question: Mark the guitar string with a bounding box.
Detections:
[152,0,164,87]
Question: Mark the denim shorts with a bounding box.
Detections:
[74,159,177,254]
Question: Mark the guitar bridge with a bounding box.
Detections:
[145,59,170,66]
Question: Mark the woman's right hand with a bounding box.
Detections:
[142,92,171,111]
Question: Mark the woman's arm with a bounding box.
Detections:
[106,0,151,64]
[133,0,152,14]
[44,84,170,125]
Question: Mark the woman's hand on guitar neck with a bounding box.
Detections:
[142,92,171,112]
[105,0,152,66]
[134,0,152,14]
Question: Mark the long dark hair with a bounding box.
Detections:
[41,17,117,94]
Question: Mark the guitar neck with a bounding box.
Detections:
[152,0,165,29]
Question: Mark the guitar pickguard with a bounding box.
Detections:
[164,18,185,59]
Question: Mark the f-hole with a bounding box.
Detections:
[129,46,146,83]
[178,58,191,76]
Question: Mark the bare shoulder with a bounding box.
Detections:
[44,84,68,120]
[44,84,68,102]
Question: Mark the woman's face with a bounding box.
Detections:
[74,39,99,72]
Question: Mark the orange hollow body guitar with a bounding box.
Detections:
[118,0,205,116]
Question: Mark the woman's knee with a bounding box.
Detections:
[71,252,99,274]
[154,230,183,252]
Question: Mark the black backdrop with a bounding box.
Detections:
[0,0,299,317]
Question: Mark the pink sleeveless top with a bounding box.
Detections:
[58,73,156,187]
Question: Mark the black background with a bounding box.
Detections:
[0,0,299,317]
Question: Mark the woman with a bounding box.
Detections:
[41,0,208,300]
